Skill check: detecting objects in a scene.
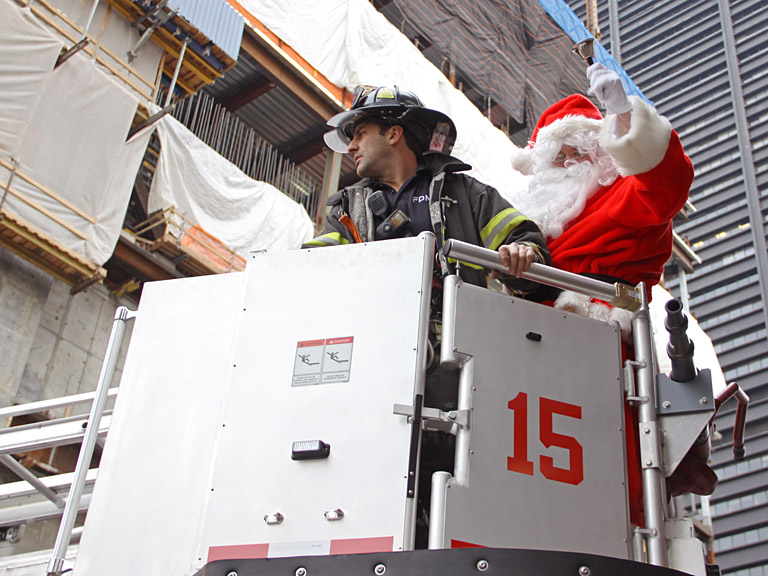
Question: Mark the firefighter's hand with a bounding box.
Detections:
[492,243,537,279]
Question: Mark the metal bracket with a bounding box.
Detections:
[131,0,168,28]
[393,403,415,422]
[0,524,25,544]
[55,38,90,69]
[656,369,714,416]
[393,404,470,433]
[610,283,642,311]
[126,98,183,141]
[624,359,648,405]
[70,273,103,295]
[638,421,663,470]
[127,1,177,62]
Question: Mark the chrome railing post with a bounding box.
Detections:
[632,284,667,566]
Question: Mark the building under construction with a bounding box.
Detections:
[0,0,762,574]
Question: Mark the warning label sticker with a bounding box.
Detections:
[292,337,353,387]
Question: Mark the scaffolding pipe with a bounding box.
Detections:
[81,0,101,39]
[164,38,189,107]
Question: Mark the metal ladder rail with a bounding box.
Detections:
[42,306,136,576]
[0,469,98,527]
[0,387,119,509]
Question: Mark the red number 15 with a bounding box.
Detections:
[507,392,584,486]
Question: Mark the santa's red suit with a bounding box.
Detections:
[512,94,693,317]
[511,94,695,525]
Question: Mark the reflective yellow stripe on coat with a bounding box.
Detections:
[480,208,529,251]
[304,233,349,247]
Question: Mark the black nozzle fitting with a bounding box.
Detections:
[665,298,697,383]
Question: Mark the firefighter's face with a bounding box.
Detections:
[348,122,393,179]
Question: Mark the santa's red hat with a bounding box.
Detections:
[511,94,604,175]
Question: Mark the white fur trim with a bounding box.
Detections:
[608,306,634,344]
[554,290,603,318]
[510,146,535,175]
[554,290,634,343]
[599,96,672,177]
[535,115,603,148]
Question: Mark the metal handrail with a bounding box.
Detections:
[715,382,750,461]
[443,239,641,310]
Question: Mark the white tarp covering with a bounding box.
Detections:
[0,0,153,265]
[238,0,532,200]
[149,112,315,253]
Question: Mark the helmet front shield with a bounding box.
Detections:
[323,108,365,153]
[323,129,351,154]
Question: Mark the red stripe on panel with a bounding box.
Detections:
[208,543,270,562]
[330,536,394,555]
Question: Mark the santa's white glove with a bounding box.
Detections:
[587,62,632,115]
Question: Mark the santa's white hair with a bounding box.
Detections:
[512,126,619,239]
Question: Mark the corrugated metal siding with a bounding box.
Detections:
[566,0,768,573]
[169,0,244,60]
[201,48,351,188]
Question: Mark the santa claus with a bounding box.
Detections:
[510,64,694,336]
[510,65,709,521]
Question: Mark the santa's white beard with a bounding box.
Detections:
[514,160,611,240]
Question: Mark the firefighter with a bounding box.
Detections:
[305,85,550,291]
[305,85,550,546]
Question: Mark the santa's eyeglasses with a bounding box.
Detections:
[553,146,589,164]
